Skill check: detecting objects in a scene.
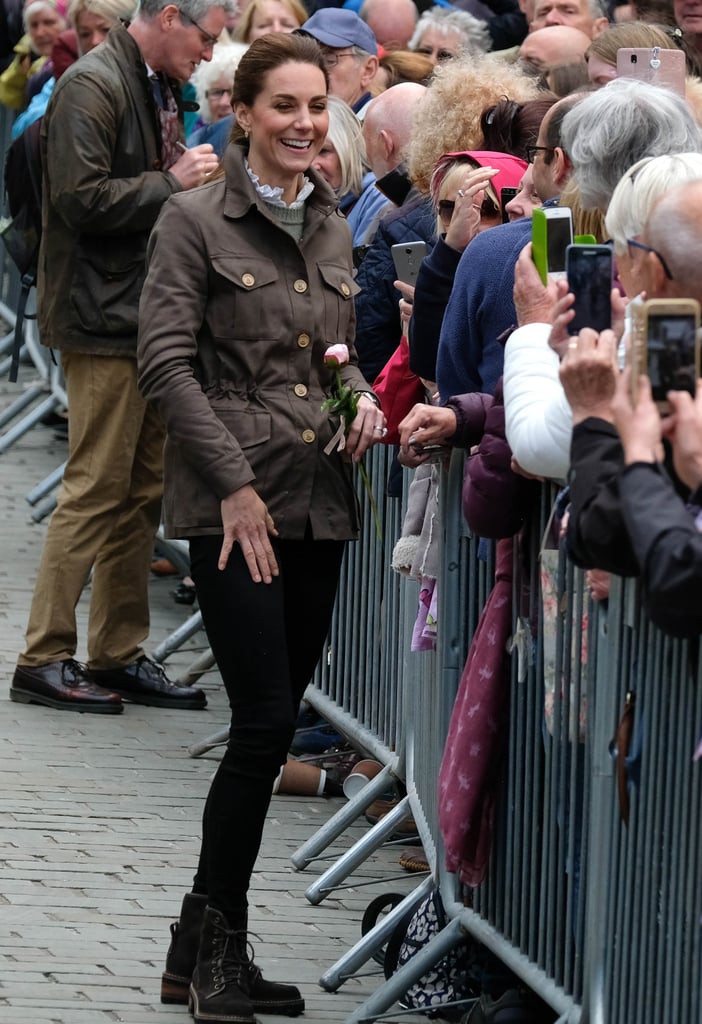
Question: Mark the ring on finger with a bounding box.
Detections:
[568,340,578,350]
[457,189,465,197]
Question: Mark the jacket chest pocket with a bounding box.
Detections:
[208,255,280,341]
[318,262,360,343]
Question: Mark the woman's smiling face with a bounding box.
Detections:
[235,61,329,200]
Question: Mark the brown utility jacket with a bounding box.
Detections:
[138,143,371,541]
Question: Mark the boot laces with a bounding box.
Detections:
[212,926,249,990]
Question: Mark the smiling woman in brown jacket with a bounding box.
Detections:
[137,32,385,1024]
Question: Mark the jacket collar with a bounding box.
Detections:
[222,142,339,224]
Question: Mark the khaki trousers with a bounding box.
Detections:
[19,352,165,669]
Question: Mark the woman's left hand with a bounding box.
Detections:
[346,395,387,462]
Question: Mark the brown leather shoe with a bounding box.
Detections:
[10,659,123,714]
[90,656,207,710]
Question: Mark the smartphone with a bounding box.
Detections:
[616,46,685,97]
[630,298,701,410]
[566,244,613,334]
[501,186,519,224]
[391,241,427,287]
[532,206,573,285]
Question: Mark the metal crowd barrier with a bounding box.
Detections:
[294,448,702,1024]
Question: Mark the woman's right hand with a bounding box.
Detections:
[219,484,279,583]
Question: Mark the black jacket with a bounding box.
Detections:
[566,416,702,638]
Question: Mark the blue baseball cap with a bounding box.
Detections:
[298,9,378,57]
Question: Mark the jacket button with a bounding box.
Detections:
[242,273,255,287]
[297,333,310,348]
[153,159,162,169]
[294,383,308,397]
[302,429,316,443]
[341,282,351,296]
[294,279,308,294]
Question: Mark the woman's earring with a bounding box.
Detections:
[244,129,249,139]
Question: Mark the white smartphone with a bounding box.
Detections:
[532,206,574,283]
[391,241,427,287]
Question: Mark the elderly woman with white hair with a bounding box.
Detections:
[502,151,702,483]
[408,6,490,65]
[186,40,247,151]
[0,0,66,109]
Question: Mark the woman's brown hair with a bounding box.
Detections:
[230,32,329,145]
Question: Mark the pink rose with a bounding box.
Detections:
[324,344,350,367]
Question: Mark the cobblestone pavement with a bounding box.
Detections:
[0,375,424,1024]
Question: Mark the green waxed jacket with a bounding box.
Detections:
[137,143,371,542]
[37,26,183,356]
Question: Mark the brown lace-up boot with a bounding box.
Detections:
[163,895,304,1015]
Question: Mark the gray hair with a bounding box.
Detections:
[561,78,702,211]
[645,180,702,296]
[324,94,367,198]
[408,6,490,56]
[605,153,702,256]
[137,0,238,22]
[190,40,247,121]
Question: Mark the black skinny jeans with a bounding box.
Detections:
[188,532,345,923]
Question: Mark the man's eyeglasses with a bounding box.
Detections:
[525,144,554,163]
[321,49,356,69]
[180,10,220,48]
[626,238,673,279]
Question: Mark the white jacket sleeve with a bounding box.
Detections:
[503,323,572,483]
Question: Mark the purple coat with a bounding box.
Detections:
[448,378,537,539]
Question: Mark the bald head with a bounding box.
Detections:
[645,180,702,301]
[519,25,591,69]
[360,0,418,49]
[362,82,426,177]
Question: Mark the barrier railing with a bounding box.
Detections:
[298,446,701,1024]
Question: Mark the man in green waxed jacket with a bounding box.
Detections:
[10,0,237,715]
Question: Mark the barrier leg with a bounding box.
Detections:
[152,609,204,662]
[291,764,396,872]
[26,461,66,505]
[304,794,414,905]
[318,874,434,992]
[188,727,229,758]
[0,382,46,430]
[0,393,60,453]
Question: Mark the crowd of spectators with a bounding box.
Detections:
[4,0,702,1018]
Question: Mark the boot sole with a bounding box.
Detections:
[166,977,304,1017]
[10,686,124,714]
[109,689,207,710]
[189,988,258,1023]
